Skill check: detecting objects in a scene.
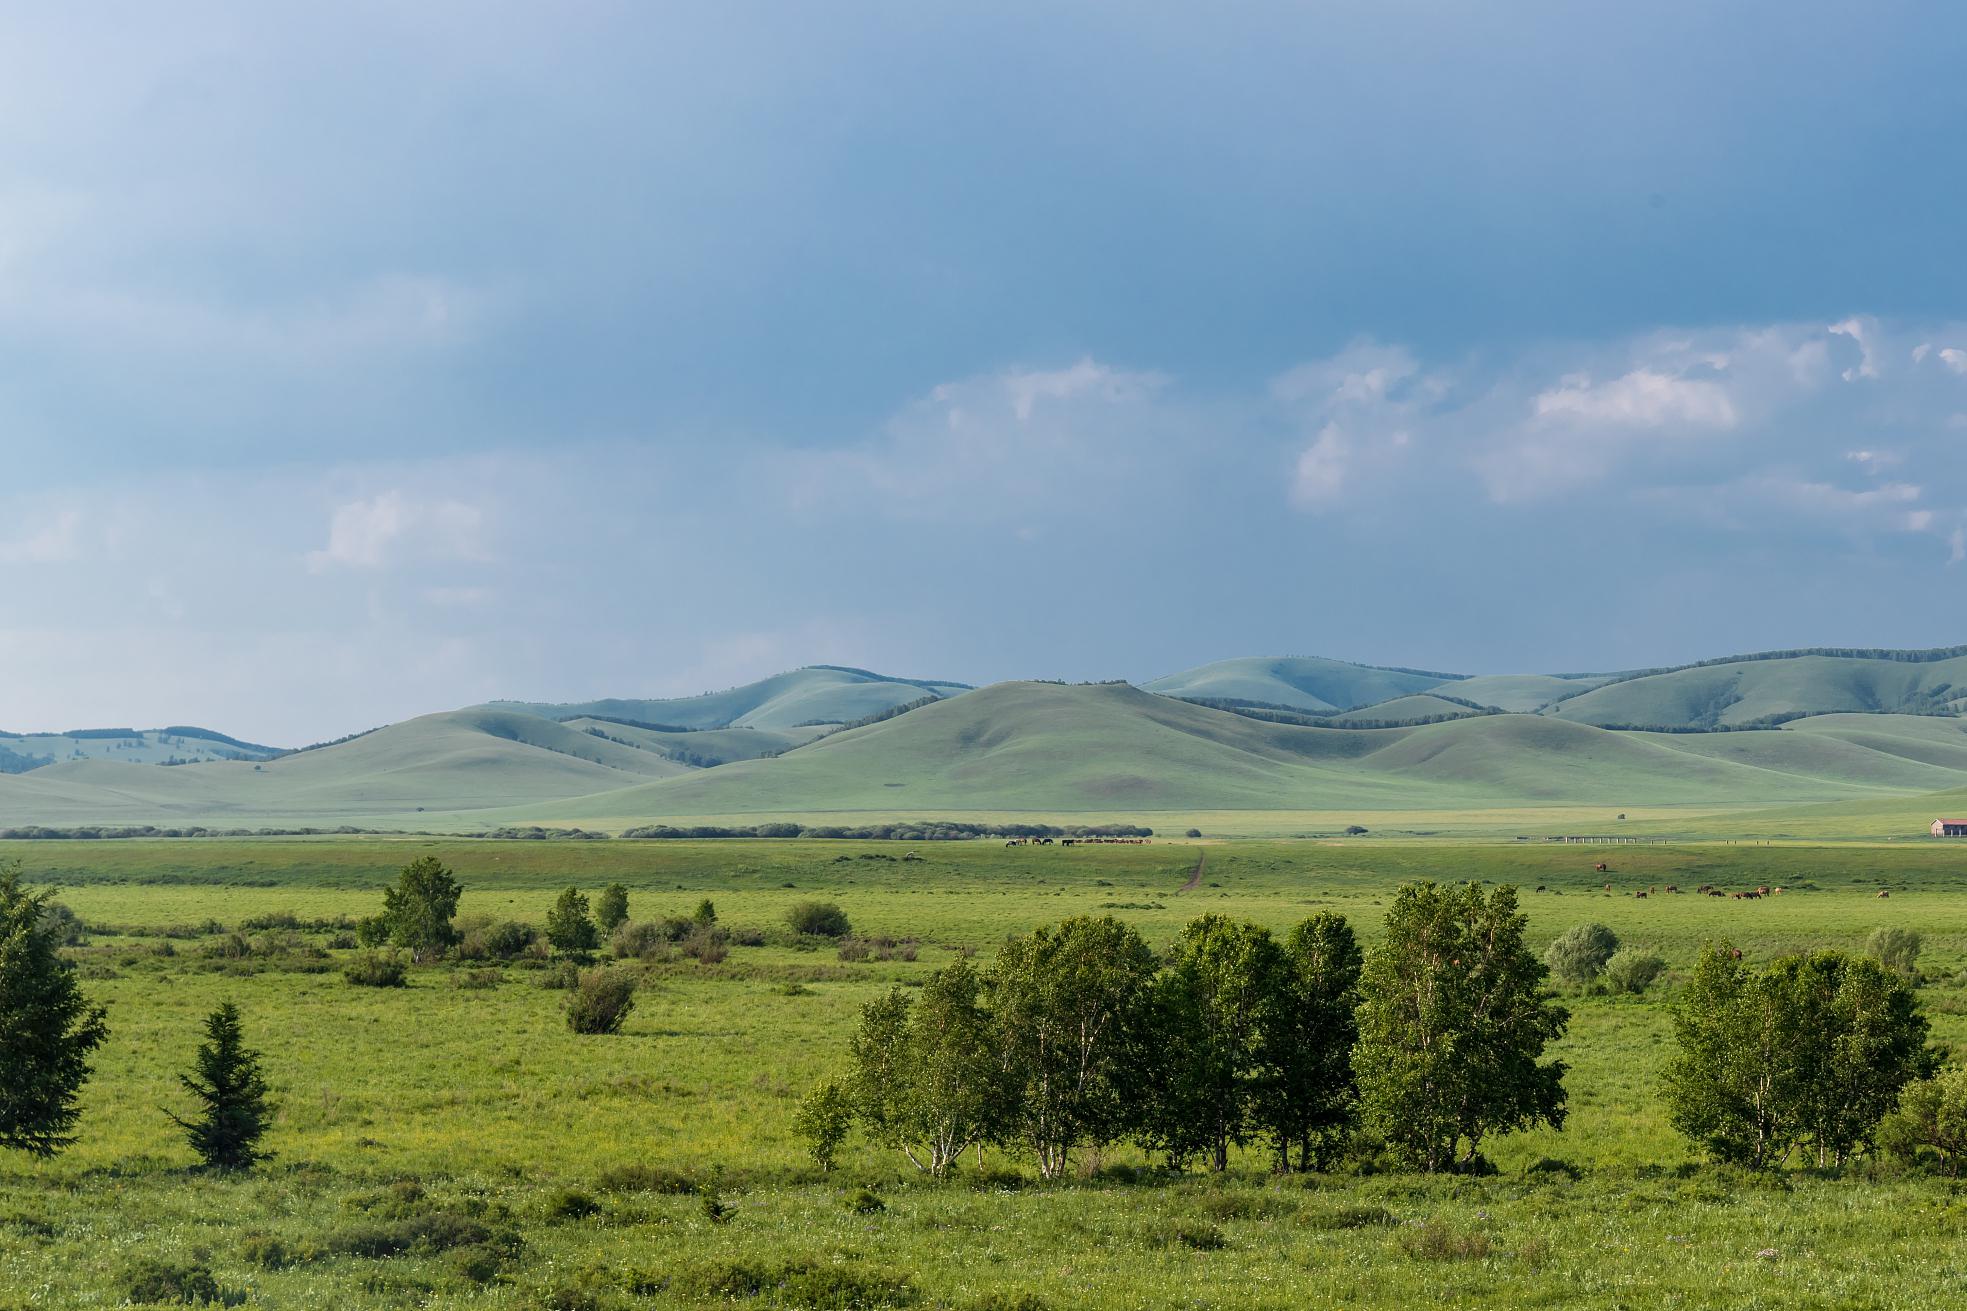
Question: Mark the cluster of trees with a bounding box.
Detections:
[806,883,1570,1178]
[0,861,271,1169]
[1663,944,1934,1167]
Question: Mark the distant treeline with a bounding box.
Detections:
[619,822,1154,841]
[0,825,399,840]
[796,694,942,735]
[1550,644,1967,689]
[0,746,56,775]
[1174,696,1501,730]
[566,714,711,734]
[480,826,614,840]
[805,664,973,693]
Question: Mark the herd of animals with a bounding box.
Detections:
[1535,862,1891,899]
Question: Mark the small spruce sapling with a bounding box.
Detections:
[168,1002,274,1170]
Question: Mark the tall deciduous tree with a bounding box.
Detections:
[546,888,599,956]
[168,1002,274,1170]
[1146,915,1284,1171]
[1263,913,1363,1171]
[1353,882,1569,1172]
[1664,944,1935,1168]
[986,916,1157,1178]
[847,960,1005,1178]
[381,856,463,961]
[594,884,630,935]
[0,861,110,1156]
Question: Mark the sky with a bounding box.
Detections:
[4,1,1967,744]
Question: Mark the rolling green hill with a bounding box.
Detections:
[1545,650,1967,727]
[11,648,1967,834]
[1142,656,1459,712]
[486,666,971,731]
[0,726,281,773]
[0,709,689,826]
[498,683,1967,825]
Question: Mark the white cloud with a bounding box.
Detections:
[1531,368,1737,429]
[306,491,488,573]
[1829,317,1880,380]
[1277,341,1429,508]
[1846,449,1903,473]
[771,359,1174,520]
[1941,348,1967,376]
[0,509,83,564]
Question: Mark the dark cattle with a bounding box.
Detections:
[1665,885,1679,893]
[1635,891,1647,899]
[1594,863,1609,873]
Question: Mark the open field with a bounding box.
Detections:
[8,836,1967,1308]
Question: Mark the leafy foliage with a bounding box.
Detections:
[1263,913,1363,1170]
[1866,927,1922,977]
[793,1080,854,1172]
[566,968,637,1034]
[381,856,462,961]
[987,916,1159,1178]
[1603,948,1666,995]
[546,888,599,956]
[1544,923,1620,986]
[1353,882,1568,1172]
[847,960,1008,1178]
[1663,944,1937,1167]
[595,884,630,935]
[787,902,852,938]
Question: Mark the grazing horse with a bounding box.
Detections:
[1594,862,1609,873]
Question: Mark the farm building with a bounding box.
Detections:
[1932,819,1967,837]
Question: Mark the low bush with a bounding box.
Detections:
[667,1259,917,1309]
[595,1163,698,1195]
[343,951,408,987]
[450,968,501,990]
[1603,948,1667,995]
[240,1233,302,1270]
[546,1188,603,1220]
[567,967,637,1034]
[1302,1205,1398,1231]
[123,1258,221,1304]
[787,902,852,938]
[848,1188,885,1215]
[1544,923,1619,986]
[456,917,539,961]
[324,1211,496,1258]
[1397,1220,1491,1261]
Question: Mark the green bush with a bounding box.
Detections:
[123,1257,220,1304]
[566,968,637,1035]
[1544,923,1619,986]
[343,951,408,988]
[847,1188,885,1214]
[1603,948,1667,995]
[1880,1066,1967,1174]
[595,1162,697,1194]
[1398,1220,1491,1261]
[787,902,853,938]
[595,884,630,935]
[456,918,538,961]
[1868,927,1923,977]
[240,1233,301,1269]
[545,1188,602,1219]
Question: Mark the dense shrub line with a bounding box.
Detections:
[621,822,1153,840]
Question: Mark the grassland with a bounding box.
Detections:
[8,835,1967,1308]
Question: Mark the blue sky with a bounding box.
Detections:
[4,1,1967,742]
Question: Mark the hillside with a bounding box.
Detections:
[506,683,1967,825]
[1545,650,1967,727]
[0,708,690,826]
[486,666,971,731]
[1143,656,1459,712]
[0,726,282,773]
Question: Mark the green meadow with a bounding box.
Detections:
[8,835,1967,1309]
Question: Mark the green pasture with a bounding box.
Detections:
[7,837,1967,1308]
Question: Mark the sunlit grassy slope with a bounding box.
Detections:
[507,683,1967,824]
[1140,655,1457,711]
[485,665,970,731]
[1548,652,1967,726]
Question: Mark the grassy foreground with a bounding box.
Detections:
[6,836,1967,1309]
